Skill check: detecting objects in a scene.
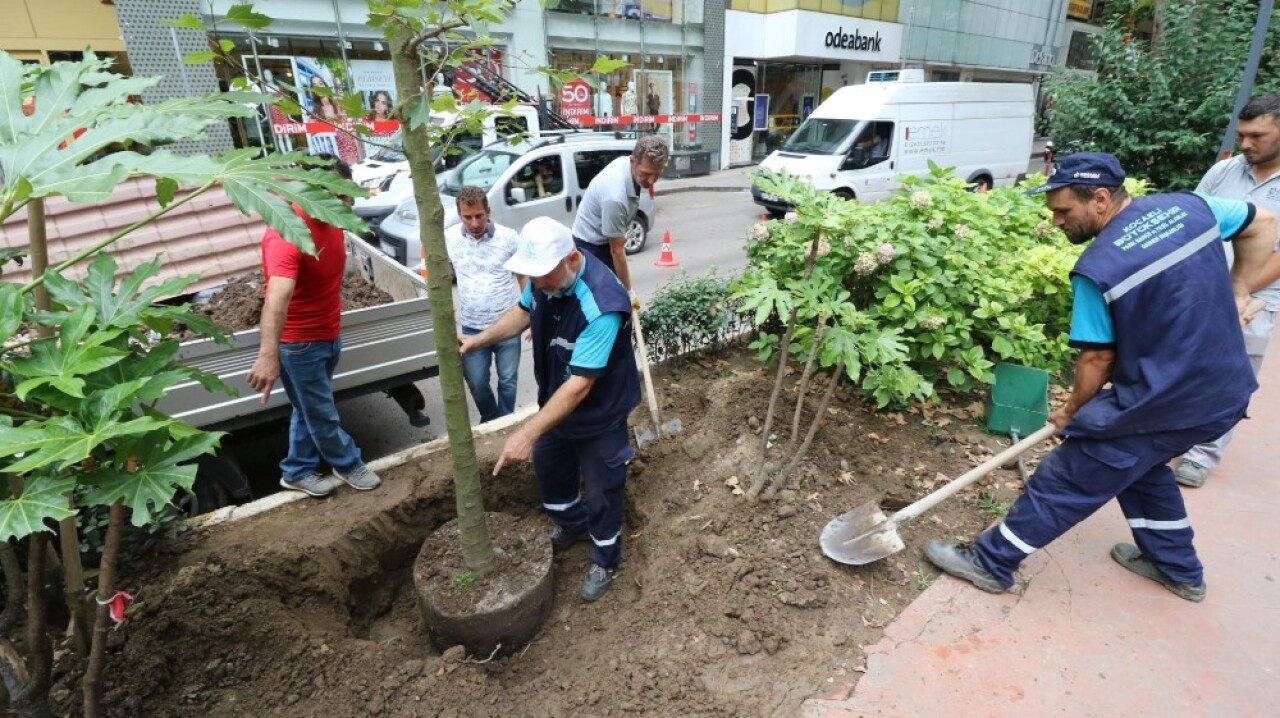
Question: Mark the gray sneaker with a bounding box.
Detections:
[1110,543,1206,602]
[580,564,616,602]
[280,473,337,498]
[924,540,1006,594]
[336,464,381,491]
[1173,460,1209,488]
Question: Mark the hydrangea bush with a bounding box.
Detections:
[736,163,1089,408]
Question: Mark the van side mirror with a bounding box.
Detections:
[509,187,527,205]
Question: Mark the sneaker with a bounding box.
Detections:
[280,473,337,498]
[550,526,588,554]
[1110,543,1206,602]
[336,464,381,491]
[580,564,616,602]
[1173,460,1209,488]
[924,540,1006,594]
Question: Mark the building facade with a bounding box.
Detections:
[1,0,128,67]
[720,0,1073,167]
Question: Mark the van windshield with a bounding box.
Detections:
[441,147,520,196]
[780,119,861,155]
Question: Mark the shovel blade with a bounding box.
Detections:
[634,425,657,449]
[819,501,906,566]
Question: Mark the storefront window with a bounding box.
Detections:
[752,62,822,161]
[549,0,682,24]
[547,49,688,148]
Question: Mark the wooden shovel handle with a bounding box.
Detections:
[888,423,1057,528]
[632,309,662,429]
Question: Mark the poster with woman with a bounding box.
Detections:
[635,69,673,146]
[291,56,360,164]
[349,60,398,160]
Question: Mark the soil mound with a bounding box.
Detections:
[64,350,1050,717]
[180,270,395,337]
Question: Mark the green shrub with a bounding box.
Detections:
[737,164,1087,408]
[639,272,750,364]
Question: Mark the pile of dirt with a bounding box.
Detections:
[179,270,395,336]
[56,349,1054,718]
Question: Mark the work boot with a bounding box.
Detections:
[1173,460,1209,489]
[924,540,1006,594]
[1110,543,1206,602]
[550,526,588,554]
[336,464,382,491]
[580,564,616,602]
[280,473,338,498]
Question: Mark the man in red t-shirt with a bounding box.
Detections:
[246,155,381,497]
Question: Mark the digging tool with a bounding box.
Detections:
[632,309,682,449]
[820,423,1056,566]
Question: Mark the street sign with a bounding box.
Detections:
[560,79,593,121]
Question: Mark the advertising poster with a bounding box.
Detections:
[291,56,361,164]
[350,59,397,159]
[801,94,815,121]
[753,93,770,132]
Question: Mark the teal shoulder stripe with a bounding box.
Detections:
[575,278,603,322]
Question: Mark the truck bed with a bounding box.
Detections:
[154,233,437,432]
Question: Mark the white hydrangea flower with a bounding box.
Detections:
[784,211,799,222]
[748,222,770,242]
[926,215,944,231]
[955,224,971,238]
[910,190,932,209]
[920,315,946,331]
[854,252,878,276]
[1035,220,1055,238]
[877,242,895,264]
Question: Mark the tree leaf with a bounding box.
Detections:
[183,51,217,66]
[0,283,22,340]
[160,13,206,31]
[225,4,273,30]
[81,433,219,523]
[0,414,166,474]
[0,474,77,543]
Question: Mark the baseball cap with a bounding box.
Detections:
[504,216,575,277]
[1027,152,1126,194]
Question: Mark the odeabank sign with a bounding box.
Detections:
[824,26,883,53]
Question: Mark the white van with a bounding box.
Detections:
[374,133,658,267]
[752,79,1034,216]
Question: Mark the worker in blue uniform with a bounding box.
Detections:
[460,216,641,602]
[927,153,1277,602]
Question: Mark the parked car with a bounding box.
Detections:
[376,132,657,267]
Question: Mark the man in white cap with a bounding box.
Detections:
[460,216,641,602]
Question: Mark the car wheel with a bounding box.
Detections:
[767,209,786,220]
[625,214,649,255]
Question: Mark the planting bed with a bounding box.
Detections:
[53,349,1055,717]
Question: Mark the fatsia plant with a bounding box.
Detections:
[737,166,1084,498]
[0,50,364,718]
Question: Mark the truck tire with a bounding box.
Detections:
[833,189,855,202]
[624,213,649,255]
[181,453,249,517]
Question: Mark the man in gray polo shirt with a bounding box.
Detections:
[571,135,669,292]
[1175,93,1280,488]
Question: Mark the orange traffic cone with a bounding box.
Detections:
[653,230,679,267]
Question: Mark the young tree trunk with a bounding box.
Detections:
[789,319,826,448]
[765,357,846,499]
[0,541,24,637]
[83,501,125,718]
[28,199,90,656]
[388,25,493,574]
[747,230,825,500]
[13,534,52,718]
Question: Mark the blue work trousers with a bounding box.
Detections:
[533,422,634,568]
[460,326,520,423]
[975,412,1244,588]
[277,338,363,481]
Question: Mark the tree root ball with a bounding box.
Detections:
[413,512,554,658]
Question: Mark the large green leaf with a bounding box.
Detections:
[0,283,21,340]
[0,473,77,542]
[81,433,220,523]
[0,413,167,474]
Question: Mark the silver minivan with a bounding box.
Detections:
[375,133,657,266]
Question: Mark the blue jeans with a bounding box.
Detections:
[461,326,520,423]
[277,338,363,481]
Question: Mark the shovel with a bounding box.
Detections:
[632,309,682,449]
[820,423,1056,566]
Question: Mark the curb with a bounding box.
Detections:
[186,405,539,531]
[655,185,750,197]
